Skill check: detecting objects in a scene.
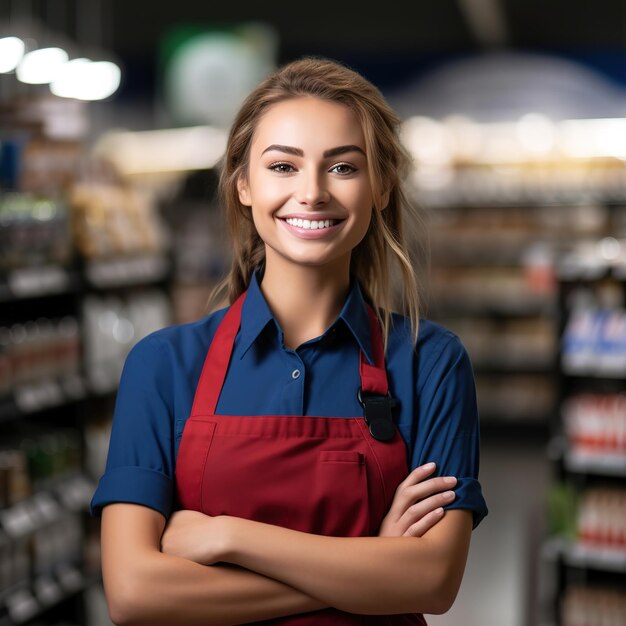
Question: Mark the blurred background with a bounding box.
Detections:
[1,1,626,625]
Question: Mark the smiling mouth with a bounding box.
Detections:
[281,217,345,230]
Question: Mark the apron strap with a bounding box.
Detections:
[190,292,246,417]
[190,290,388,416]
[360,305,388,396]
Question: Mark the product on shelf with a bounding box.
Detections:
[0,317,81,392]
[0,193,72,271]
[577,487,626,553]
[475,374,555,422]
[562,305,626,376]
[438,316,556,369]
[70,182,170,259]
[0,429,89,619]
[563,393,626,461]
[82,290,172,392]
[561,585,626,626]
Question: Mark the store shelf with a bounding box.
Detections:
[542,537,626,574]
[0,567,100,625]
[563,544,626,574]
[83,253,170,289]
[561,359,626,379]
[0,474,95,540]
[0,374,89,423]
[563,449,626,477]
[0,266,80,303]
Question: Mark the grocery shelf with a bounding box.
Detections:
[561,360,626,379]
[0,567,100,625]
[563,449,626,477]
[83,253,171,289]
[563,544,626,574]
[0,374,90,423]
[0,474,95,540]
[542,537,626,574]
[0,266,80,303]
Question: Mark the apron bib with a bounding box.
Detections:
[175,292,426,625]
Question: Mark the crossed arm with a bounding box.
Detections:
[101,464,472,626]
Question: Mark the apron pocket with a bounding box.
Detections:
[174,417,216,512]
[314,450,370,537]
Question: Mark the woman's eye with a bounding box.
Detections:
[269,162,295,173]
[331,163,357,175]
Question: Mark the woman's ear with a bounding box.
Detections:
[237,176,252,206]
[378,189,390,211]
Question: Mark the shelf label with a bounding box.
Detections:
[14,380,63,413]
[34,574,63,606]
[5,588,39,623]
[0,503,36,539]
[8,266,70,297]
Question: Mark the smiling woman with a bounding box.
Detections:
[91,56,488,626]
[237,97,374,280]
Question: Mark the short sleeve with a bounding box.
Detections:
[90,335,175,519]
[413,334,488,529]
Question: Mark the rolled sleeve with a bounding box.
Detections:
[90,466,173,518]
[413,333,488,529]
[90,335,176,519]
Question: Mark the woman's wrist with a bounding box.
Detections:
[218,515,246,564]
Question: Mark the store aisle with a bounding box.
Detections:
[429,435,551,626]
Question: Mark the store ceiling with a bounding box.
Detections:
[106,0,626,96]
[104,0,626,56]
[3,0,626,96]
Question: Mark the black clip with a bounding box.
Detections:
[357,387,397,442]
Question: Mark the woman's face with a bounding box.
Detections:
[237,96,375,273]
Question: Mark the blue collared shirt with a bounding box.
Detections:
[91,271,488,527]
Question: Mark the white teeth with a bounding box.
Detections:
[285,218,337,230]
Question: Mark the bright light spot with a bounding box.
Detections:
[444,115,483,161]
[598,237,621,261]
[17,47,68,84]
[51,59,121,100]
[0,37,25,73]
[50,58,92,98]
[76,61,121,100]
[559,119,626,159]
[402,117,453,166]
[516,113,555,155]
[112,318,135,344]
[94,125,228,175]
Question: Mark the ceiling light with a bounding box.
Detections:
[51,58,121,100]
[0,37,25,73]
[17,46,68,84]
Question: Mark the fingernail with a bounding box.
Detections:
[423,462,436,470]
[435,507,444,515]
[444,476,457,485]
[444,491,455,500]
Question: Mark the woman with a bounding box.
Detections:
[91,56,488,625]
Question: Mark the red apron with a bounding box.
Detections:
[175,291,427,625]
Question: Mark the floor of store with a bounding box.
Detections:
[430,435,551,626]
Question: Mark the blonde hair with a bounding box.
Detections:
[210,56,427,350]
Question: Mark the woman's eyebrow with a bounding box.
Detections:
[261,144,366,158]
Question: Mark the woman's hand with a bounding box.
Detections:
[161,510,231,565]
[378,462,457,537]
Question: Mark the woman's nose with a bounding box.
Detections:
[295,171,330,206]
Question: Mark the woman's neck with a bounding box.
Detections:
[259,257,351,350]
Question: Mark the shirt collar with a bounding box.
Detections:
[237,270,276,359]
[238,269,375,365]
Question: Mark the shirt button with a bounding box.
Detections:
[291,369,301,380]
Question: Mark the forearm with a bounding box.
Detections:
[108,553,326,626]
[223,510,472,615]
[101,504,327,626]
